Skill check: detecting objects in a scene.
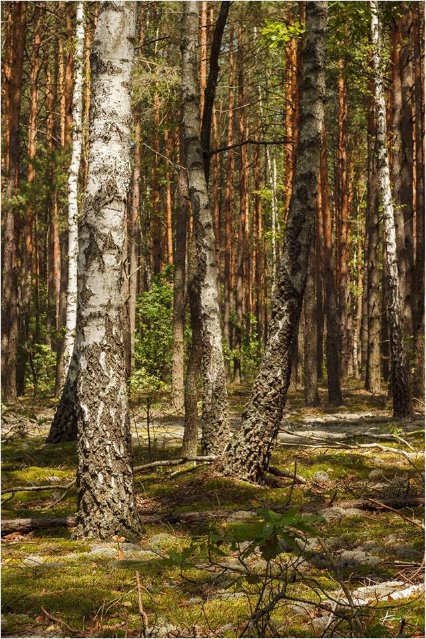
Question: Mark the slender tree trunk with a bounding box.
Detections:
[128,11,144,375]
[223,32,235,362]
[336,58,350,382]
[182,233,202,457]
[164,129,174,265]
[398,4,414,335]
[315,217,324,381]
[152,92,162,275]
[172,143,188,414]
[303,239,319,406]
[283,18,298,220]
[62,2,85,381]
[319,139,342,404]
[18,5,43,396]
[1,2,27,402]
[365,103,382,393]
[223,2,327,481]
[413,3,425,401]
[181,1,229,456]
[47,4,85,443]
[73,1,141,540]
[234,26,248,384]
[254,141,265,346]
[370,0,412,417]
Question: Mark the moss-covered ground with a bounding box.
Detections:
[2,385,424,637]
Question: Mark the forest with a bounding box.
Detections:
[1,1,425,637]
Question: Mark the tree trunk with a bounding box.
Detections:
[181,0,229,456]
[73,1,141,540]
[336,58,350,381]
[233,26,248,385]
[172,142,188,414]
[62,1,85,382]
[412,3,425,401]
[365,102,382,394]
[47,3,85,443]
[283,15,298,221]
[319,138,342,404]
[303,239,319,406]
[223,1,327,482]
[18,5,43,396]
[370,0,412,418]
[223,31,235,364]
[182,232,202,457]
[1,2,27,402]
[128,13,144,375]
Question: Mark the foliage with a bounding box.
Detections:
[209,508,320,562]
[224,313,263,382]
[131,266,190,397]
[260,19,305,48]
[25,343,56,398]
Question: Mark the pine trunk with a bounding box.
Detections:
[1,2,27,402]
[223,1,327,482]
[303,240,319,406]
[172,144,188,414]
[223,32,234,362]
[365,102,382,393]
[319,139,342,404]
[413,4,425,401]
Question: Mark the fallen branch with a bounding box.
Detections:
[1,516,77,535]
[1,480,75,496]
[41,606,82,636]
[365,498,424,529]
[336,496,424,511]
[134,455,216,473]
[268,466,307,484]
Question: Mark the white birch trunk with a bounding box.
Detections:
[370,0,412,417]
[63,1,85,380]
[181,0,229,456]
[74,1,141,540]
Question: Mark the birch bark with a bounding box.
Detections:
[223,1,327,482]
[181,0,229,456]
[74,1,140,539]
[370,0,412,417]
[63,1,85,381]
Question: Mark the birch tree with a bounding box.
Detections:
[223,1,327,482]
[63,1,85,380]
[370,0,412,418]
[181,0,229,456]
[73,1,140,539]
[47,2,85,443]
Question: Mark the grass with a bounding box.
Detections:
[2,385,424,637]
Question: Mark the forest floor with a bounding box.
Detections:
[1,383,425,638]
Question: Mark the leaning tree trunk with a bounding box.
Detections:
[223,1,327,482]
[47,3,85,444]
[181,0,229,456]
[72,1,141,540]
[370,0,412,418]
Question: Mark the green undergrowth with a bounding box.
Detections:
[2,390,424,637]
